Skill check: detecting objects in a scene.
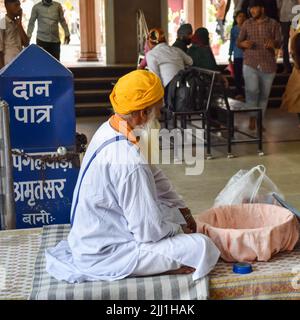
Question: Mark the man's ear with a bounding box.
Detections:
[140,109,149,122]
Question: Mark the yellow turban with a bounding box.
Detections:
[110,70,164,115]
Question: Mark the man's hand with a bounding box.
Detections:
[15,9,23,27]
[179,208,197,233]
[14,10,29,47]
[240,40,255,49]
[64,35,70,45]
[264,39,276,50]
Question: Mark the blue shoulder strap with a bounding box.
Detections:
[70,135,128,227]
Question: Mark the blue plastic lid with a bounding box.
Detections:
[233,263,253,274]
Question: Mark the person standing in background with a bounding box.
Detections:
[0,0,29,68]
[237,0,282,131]
[229,10,247,99]
[214,0,227,42]
[281,33,300,128]
[277,0,299,73]
[27,0,70,61]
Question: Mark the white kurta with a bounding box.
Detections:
[46,121,220,283]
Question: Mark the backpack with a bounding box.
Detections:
[167,68,208,113]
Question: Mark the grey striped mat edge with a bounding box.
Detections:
[29,224,209,300]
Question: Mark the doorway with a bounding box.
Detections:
[206,0,234,63]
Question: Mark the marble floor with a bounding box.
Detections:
[76,108,300,216]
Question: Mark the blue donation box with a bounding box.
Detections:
[0,45,79,229]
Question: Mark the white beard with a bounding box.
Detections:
[135,118,161,164]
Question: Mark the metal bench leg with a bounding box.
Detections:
[257,110,264,156]
[181,115,187,129]
[164,110,168,129]
[173,114,177,129]
[231,112,235,138]
[227,112,234,158]
[206,118,213,160]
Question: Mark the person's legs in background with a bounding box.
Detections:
[234,58,244,99]
[217,19,225,42]
[36,38,48,54]
[257,70,276,130]
[36,39,61,61]
[281,21,292,73]
[49,42,61,61]
[243,64,260,130]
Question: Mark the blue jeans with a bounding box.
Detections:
[243,65,275,117]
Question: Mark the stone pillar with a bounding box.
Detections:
[186,0,204,30]
[161,0,169,42]
[105,0,115,64]
[78,0,100,62]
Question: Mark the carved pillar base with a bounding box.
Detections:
[78,56,99,62]
[78,0,101,62]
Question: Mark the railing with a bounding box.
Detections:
[136,9,149,55]
[0,100,15,230]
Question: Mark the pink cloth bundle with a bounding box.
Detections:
[196,204,300,262]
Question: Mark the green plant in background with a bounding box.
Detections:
[217,38,224,45]
[208,4,216,24]
[226,22,233,36]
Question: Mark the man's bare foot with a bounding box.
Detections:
[159,266,195,276]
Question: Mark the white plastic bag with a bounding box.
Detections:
[214,165,284,207]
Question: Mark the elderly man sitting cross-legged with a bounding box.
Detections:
[45,70,220,283]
